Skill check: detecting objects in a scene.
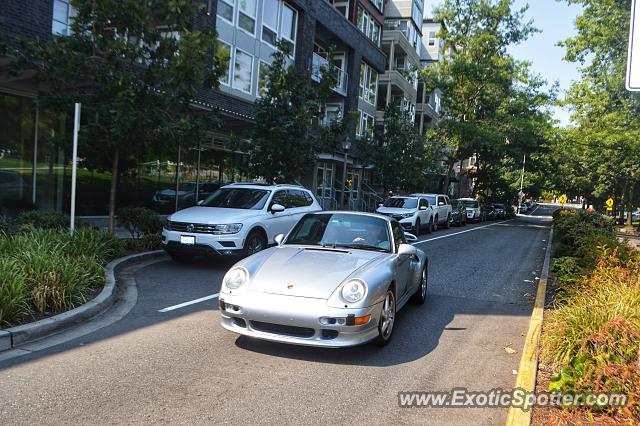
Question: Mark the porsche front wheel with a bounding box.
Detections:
[374,289,396,346]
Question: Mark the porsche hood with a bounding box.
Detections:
[248,246,386,299]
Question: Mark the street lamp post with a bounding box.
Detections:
[340,138,351,210]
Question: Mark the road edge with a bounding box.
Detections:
[0,250,166,351]
[505,226,554,426]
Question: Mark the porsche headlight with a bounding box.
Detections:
[224,267,248,290]
[341,279,367,303]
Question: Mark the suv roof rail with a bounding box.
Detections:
[226,182,305,188]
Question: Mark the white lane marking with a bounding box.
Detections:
[158,293,219,313]
[413,219,514,245]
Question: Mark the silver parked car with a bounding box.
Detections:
[219,212,429,347]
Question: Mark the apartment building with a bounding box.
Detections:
[0,0,386,215]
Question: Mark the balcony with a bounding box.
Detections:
[311,52,349,96]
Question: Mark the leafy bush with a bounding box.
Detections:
[16,210,69,230]
[0,258,30,326]
[0,228,122,320]
[0,216,18,236]
[117,207,162,239]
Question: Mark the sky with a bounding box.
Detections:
[423,0,584,126]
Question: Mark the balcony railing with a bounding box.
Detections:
[311,52,349,96]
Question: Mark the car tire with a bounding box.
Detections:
[445,214,451,229]
[374,288,396,347]
[433,216,438,232]
[411,262,428,305]
[243,231,267,257]
[426,218,433,234]
[414,219,421,237]
[168,252,191,263]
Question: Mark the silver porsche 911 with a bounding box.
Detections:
[219,211,428,347]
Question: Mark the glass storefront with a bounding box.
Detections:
[0,92,246,217]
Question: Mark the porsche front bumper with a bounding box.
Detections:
[220,291,383,348]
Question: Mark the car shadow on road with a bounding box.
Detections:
[232,293,531,367]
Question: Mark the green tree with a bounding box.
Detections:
[422,0,552,200]
[10,0,224,231]
[362,105,430,194]
[244,43,345,183]
[555,0,640,223]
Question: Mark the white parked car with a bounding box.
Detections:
[162,183,322,261]
[458,198,481,222]
[411,193,452,230]
[376,195,435,235]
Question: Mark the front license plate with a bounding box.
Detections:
[180,235,195,245]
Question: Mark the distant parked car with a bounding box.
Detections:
[519,203,529,213]
[376,195,435,235]
[481,204,497,221]
[491,203,507,219]
[411,193,452,230]
[632,210,639,222]
[458,198,481,223]
[449,199,467,226]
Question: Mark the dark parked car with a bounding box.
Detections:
[449,199,468,226]
[491,203,507,219]
[480,204,497,221]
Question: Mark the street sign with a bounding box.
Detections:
[558,194,567,205]
[606,197,614,211]
[627,0,640,90]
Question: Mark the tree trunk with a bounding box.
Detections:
[108,150,119,233]
[441,158,454,195]
[627,182,635,227]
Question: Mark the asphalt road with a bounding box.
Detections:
[0,204,555,425]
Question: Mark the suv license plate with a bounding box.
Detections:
[180,235,195,245]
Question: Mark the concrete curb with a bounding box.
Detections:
[0,250,166,352]
[505,226,554,426]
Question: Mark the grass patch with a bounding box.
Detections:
[540,209,640,421]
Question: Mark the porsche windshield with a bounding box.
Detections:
[200,188,270,209]
[382,197,418,209]
[285,214,391,252]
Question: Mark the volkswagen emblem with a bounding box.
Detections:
[186,223,195,232]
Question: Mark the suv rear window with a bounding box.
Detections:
[461,200,479,208]
[383,197,418,209]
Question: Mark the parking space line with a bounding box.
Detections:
[413,219,514,245]
[158,293,219,313]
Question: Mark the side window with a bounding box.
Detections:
[438,196,445,206]
[419,198,428,209]
[303,191,315,206]
[286,189,308,208]
[391,221,406,251]
[445,196,450,205]
[271,190,289,208]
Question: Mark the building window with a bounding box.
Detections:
[357,6,381,46]
[238,0,257,34]
[52,0,76,36]
[330,0,349,18]
[371,0,384,13]
[217,41,233,86]
[257,60,271,97]
[280,3,297,53]
[356,110,374,138]
[429,31,436,46]
[233,48,254,94]
[359,63,378,106]
[323,103,343,126]
[262,0,279,46]
[217,0,234,24]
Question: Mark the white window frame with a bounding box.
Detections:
[52,0,76,36]
[232,47,255,94]
[429,31,436,46]
[261,0,280,47]
[356,110,374,138]
[256,60,272,98]
[218,40,233,87]
[371,0,384,13]
[280,3,298,57]
[359,63,378,106]
[217,0,235,25]
[237,0,258,36]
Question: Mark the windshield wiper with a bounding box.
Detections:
[333,243,387,252]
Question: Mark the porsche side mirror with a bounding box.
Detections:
[403,233,418,243]
[398,243,417,256]
[270,203,285,213]
[274,234,285,245]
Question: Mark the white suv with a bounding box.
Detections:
[411,193,452,231]
[162,183,322,261]
[459,198,481,222]
[376,195,435,235]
